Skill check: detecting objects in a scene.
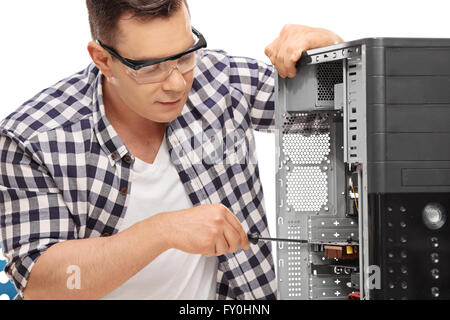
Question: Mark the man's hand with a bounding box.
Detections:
[161,204,250,257]
[265,24,344,78]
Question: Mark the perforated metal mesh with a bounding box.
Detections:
[317,61,343,102]
[287,167,328,212]
[288,241,303,298]
[286,222,303,297]
[283,133,330,164]
[287,224,302,239]
[282,112,330,213]
[282,113,330,135]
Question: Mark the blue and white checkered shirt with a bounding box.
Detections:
[0,49,277,300]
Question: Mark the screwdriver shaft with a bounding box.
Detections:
[248,233,308,244]
[258,236,308,244]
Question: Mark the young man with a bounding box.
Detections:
[0,0,342,300]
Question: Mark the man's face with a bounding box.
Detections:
[106,3,194,123]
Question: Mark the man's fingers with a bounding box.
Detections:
[224,210,249,250]
[279,44,294,78]
[264,45,273,59]
[215,235,229,256]
[291,47,304,66]
[266,24,344,79]
[222,226,241,253]
[279,42,305,78]
[285,48,303,78]
[265,49,274,65]
[275,52,288,78]
[264,39,277,59]
[267,38,299,78]
[273,42,297,78]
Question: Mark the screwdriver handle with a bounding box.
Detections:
[248,233,308,244]
[248,233,260,245]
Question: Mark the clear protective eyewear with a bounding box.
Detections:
[97,27,207,84]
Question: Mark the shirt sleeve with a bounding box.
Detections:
[228,56,276,133]
[0,130,77,298]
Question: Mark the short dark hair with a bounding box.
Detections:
[86,0,188,46]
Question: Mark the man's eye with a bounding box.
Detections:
[141,64,160,73]
[179,53,194,63]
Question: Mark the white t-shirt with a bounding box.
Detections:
[102,134,218,300]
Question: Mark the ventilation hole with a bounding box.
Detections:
[317,61,343,102]
[282,112,330,135]
[286,167,328,212]
[283,133,330,165]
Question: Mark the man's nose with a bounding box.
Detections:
[162,65,187,92]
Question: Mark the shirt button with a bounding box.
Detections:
[110,154,116,160]
[120,188,128,195]
[124,155,132,164]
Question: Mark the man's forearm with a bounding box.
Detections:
[23,214,170,300]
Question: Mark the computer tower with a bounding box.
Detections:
[275,38,450,300]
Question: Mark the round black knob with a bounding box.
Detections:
[248,233,260,245]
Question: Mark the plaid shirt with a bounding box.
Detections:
[0,49,277,300]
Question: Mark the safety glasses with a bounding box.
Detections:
[97,27,207,84]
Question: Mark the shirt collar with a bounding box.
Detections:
[89,63,213,167]
[91,66,130,166]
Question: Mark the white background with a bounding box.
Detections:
[1,0,449,291]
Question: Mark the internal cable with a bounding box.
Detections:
[349,177,359,213]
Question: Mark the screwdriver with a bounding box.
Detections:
[248,233,308,245]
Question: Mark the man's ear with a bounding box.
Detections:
[87,41,114,78]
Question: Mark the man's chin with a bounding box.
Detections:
[148,109,184,124]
